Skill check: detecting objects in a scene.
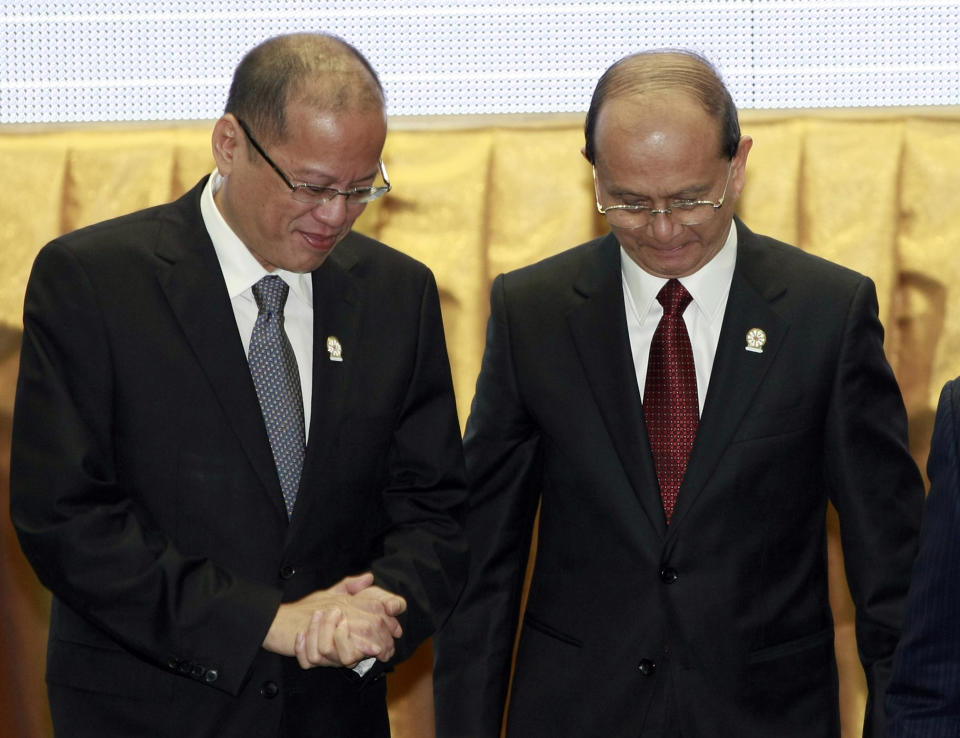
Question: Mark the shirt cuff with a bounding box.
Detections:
[352,657,376,677]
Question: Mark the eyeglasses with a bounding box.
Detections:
[593,163,732,228]
[236,118,391,206]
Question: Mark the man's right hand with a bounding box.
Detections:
[262,572,406,669]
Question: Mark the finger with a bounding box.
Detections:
[363,586,404,608]
[345,612,397,661]
[370,615,401,653]
[339,572,375,595]
[333,618,362,668]
[346,593,404,640]
[353,587,407,617]
[315,608,344,665]
[302,608,341,666]
[387,614,403,639]
[298,609,325,666]
[294,631,312,670]
[377,638,396,663]
[383,594,407,617]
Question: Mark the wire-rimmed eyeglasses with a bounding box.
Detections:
[593,163,732,228]
[236,118,391,207]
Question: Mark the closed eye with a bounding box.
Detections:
[617,196,652,208]
[299,184,377,201]
[302,184,339,197]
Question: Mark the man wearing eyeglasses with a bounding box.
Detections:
[434,50,922,738]
[11,33,467,738]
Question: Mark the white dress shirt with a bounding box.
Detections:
[620,224,738,414]
[200,171,315,440]
[200,172,377,675]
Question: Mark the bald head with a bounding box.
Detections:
[225,32,385,145]
[584,50,740,164]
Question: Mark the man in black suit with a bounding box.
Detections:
[887,377,960,736]
[11,33,466,738]
[433,49,923,737]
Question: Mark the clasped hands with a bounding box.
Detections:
[263,572,406,670]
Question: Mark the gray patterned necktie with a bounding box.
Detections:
[248,275,305,517]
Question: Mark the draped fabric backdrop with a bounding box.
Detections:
[2,110,959,737]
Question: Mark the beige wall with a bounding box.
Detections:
[3,110,959,736]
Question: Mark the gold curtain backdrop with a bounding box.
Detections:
[2,110,959,737]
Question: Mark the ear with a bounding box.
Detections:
[731,135,753,196]
[211,114,241,176]
[580,145,590,162]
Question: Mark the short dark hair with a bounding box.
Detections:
[583,49,740,164]
[224,32,384,145]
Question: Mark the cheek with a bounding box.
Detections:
[611,225,640,246]
[261,201,306,236]
[695,220,732,251]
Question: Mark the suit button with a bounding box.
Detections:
[260,681,279,699]
[191,664,205,679]
[177,661,192,674]
[204,669,219,684]
[279,565,296,580]
[167,657,180,670]
[638,659,657,676]
[659,567,678,584]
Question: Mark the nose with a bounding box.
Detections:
[649,210,682,241]
[309,194,350,226]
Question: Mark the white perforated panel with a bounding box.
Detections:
[2,1,958,124]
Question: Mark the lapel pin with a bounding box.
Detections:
[745,327,767,354]
[326,336,343,362]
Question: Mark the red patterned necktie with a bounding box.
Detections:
[643,279,698,524]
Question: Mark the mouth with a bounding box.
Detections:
[648,240,690,255]
[298,230,339,252]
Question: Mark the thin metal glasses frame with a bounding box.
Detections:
[236,118,391,206]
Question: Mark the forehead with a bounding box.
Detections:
[275,99,386,167]
[593,91,724,178]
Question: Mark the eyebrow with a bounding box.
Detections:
[289,167,380,189]
[612,182,712,200]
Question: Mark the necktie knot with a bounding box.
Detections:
[657,279,693,317]
[252,275,289,316]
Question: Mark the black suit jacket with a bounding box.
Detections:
[887,378,960,736]
[434,220,922,738]
[10,178,467,738]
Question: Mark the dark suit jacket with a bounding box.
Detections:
[434,219,923,738]
[886,378,960,737]
[10,178,467,738]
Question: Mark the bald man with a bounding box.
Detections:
[434,49,922,738]
[12,33,466,738]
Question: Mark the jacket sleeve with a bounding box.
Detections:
[367,269,470,662]
[10,241,282,696]
[823,276,925,737]
[885,379,960,737]
[433,274,544,738]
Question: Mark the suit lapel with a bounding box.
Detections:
[287,240,361,533]
[669,221,789,529]
[154,181,287,520]
[566,235,667,536]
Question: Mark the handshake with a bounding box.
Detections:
[263,572,406,669]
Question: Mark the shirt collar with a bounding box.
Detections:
[200,171,313,307]
[620,222,737,325]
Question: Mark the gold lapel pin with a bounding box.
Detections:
[745,327,767,354]
[326,336,343,362]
